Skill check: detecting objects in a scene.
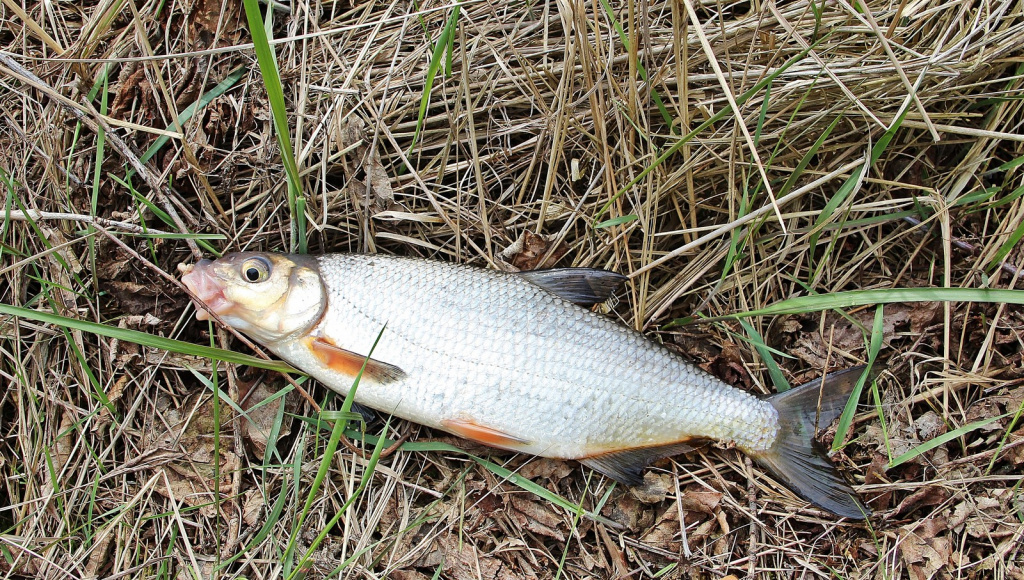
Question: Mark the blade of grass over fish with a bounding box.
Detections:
[598,0,673,128]
[808,106,909,270]
[889,412,1012,468]
[283,326,389,572]
[410,2,461,155]
[593,35,828,223]
[290,417,392,579]
[682,288,1024,326]
[0,304,297,373]
[831,305,883,452]
[738,320,791,391]
[242,0,305,254]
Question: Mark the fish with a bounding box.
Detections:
[179,252,871,519]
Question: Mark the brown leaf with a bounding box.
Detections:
[242,489,265,526]
[509,496,565,541]
[239,376,297,458]
[144,392,238,515]
[630,472,674,504]
[336,117,395,212]
[898,518,951,580]
[639,507,681,551]
[502,230,569,270]
[680,490,722,515]
[438,536,518,580]
[893,485,950,518]
[517,458,573,482]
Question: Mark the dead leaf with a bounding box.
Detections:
[639,507,681,551]
[681,490,722,515]
[509,496,565,541]
[336,117,395,213]
[631,472,673,504]
[438,536,518,580]
[239,376,297,458]
[500,230,569,270]
[144,392,238,516]
[82,528,115,579]
[518,458,573,482]
[893,486,950,518]
[898,518,951,580]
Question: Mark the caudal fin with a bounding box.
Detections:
[753,365,875,519]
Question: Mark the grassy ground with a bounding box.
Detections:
[2,0,1024,577]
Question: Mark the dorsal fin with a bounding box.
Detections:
[517,268,627,306]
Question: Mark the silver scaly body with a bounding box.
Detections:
[272,254,779,460]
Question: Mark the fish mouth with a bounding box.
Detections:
[179,260,231,321]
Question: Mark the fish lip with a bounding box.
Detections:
[181,259,229,320]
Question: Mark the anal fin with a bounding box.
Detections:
[305,336,406,384]
[441,418,530,450]
[580,440,706,486]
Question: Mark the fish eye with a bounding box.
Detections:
[241,257,271,283]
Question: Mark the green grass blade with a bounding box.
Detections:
[738,320,791,391]
[0,303,297,373]
[598,0,674,128]
[807,107,909,264]
[832,305,883,451]
[988,213,1024,271]
[889,412,1012,468]
[242,0,305,253]
[777,115,842,199]
[594,214,638,229]
[410,3,461,154]
[684,287,1024,325]
[136,67,246,167]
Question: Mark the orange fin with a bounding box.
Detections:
[305,336,406,384]
[441,418,530,450]
[580,440,706,486]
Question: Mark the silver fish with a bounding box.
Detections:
[179,252,870,518]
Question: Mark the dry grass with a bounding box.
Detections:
[2,0,1024,577]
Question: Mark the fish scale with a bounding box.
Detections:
[288,254,780,459]
[180,251,870,518]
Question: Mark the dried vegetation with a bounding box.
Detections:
[1,0,1024,577]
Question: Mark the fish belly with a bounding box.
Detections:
[272,254,779,459]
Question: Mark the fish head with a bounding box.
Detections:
[179,252,326,344]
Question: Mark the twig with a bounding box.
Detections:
[6,209,170,235]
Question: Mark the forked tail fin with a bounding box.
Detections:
[753,365,875,519]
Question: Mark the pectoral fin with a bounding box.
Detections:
[441,418,530,450]
[517,268,627,306]
[305,336,406,384]
[580,440,706,486]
